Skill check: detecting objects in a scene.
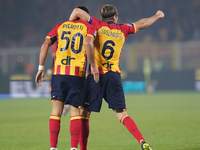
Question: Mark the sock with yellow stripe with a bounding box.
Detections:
[70,115,82,148]
[79,116,90,150]
[49,115,61,148]
[120,115,145,144]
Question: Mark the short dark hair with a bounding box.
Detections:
[76,6,89,14]
[100,4,118,21]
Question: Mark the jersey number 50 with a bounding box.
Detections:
[60,31,83,54]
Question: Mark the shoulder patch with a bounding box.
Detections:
[118,23,133,26]
[125,23,133,26]
[94,31,97,38]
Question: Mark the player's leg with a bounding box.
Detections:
[114,110,152,150]
[114,110,145,144]
[70,105,82,150]
[78,74,103,150]
[79,109,91,150]
[105,72,152,149]
[49,100,64,150]
[50,74,70,150]
[67,75,87,150]
[104,71,143,142]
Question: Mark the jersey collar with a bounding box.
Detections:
[107,21,115,24]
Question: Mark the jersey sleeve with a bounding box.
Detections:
[118,23,137,38]
[125,23,137,34]
[89,16,101,30]
[45,23,62,44]
[85,23,96,39]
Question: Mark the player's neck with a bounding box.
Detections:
[104,20,115,23]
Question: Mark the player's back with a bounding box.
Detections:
[92,17,136,74]
[46,20,95,77]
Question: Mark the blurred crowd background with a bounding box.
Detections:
[0,0,200,48]
[0,0,200,94]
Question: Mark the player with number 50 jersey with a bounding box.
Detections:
[35,6,99,150]
[46,19,96,77]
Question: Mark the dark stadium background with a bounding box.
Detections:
[0,0,200,97]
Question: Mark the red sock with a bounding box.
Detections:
[49,115,61,148]
[70,116,82,148]
[120,115,145,145]
[79,116,90,150]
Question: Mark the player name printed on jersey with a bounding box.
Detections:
[62,23,84,30]
[101,28,123,39]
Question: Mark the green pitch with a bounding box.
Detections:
[0,91,200,150]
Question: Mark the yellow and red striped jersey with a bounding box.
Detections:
[46,20,96,77]
[90,17,136,74]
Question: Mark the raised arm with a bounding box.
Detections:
[134,10,164,32]
[35,38,52,86]
[85,36,99,83]
[69,8,90,22]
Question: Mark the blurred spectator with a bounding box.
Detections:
[158,28,169,42]
[15,55,25,74]
[25,63,35,75]
[0,0,200,48]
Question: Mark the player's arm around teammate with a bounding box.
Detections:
[69,8,90,22]
[70,8,99,83]
[37,9,164,87]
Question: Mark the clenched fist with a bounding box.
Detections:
[156,10,165,19]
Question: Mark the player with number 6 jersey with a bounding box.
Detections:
[70,4,164,150]
[90,17,136,74]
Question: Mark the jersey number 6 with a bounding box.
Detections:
[101,40,115,60]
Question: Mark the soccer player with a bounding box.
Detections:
[35,6,99,150]
[69,4,164,150]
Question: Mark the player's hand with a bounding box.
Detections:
[35,70,45,86]
[91,66,99,83]
[156,10,165,19]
